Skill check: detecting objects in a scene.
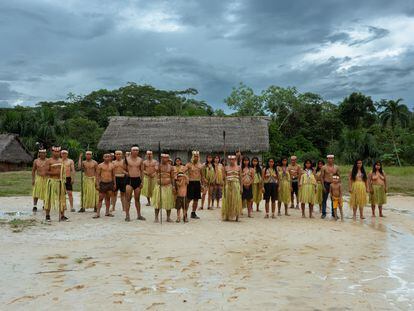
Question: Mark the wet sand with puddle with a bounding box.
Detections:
[0,194,413,310]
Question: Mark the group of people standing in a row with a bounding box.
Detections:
[31,146,387,223]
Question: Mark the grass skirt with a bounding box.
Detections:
[222,181,242,220]
[151,184,174,210]
[278,180,291,205]
[32,175,47,200]
[82,176,98,209]
[45,178,66,212]
[252,182,262,205]
[141,175,156,198]
[299,184,316,204]
[316,183,323,205]
[350,181,367,208]
[370,184,387,205]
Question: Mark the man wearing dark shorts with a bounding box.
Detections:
[112,150,127,212]
[125,146,145,222]
[94,153,115,218]
[185,151,202,219]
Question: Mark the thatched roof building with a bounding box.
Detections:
[98,116,270,161]
[0,133,33,172]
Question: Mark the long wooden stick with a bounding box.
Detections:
[158,142,162,225]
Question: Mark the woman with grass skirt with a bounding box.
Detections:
[251,157,263,212]
[277,157,291,216]
[201,154,215,210]
[299,159,317,218]
[368,160,387,217]
[212,155,224,209]
[349,159,369,220]
[315,160,325,213]
[222,155,242,221]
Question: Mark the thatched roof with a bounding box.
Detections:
[98,116,270,153]
[0,133,33,163]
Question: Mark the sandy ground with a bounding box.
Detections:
[0,193,413,311]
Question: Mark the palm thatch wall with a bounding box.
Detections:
[0,133,33,171]
[98,117,270,155]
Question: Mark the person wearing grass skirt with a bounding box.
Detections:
[299,160,317,218]
[44,146,68,222]
[251,157,263,212]
[349,159,369,220]
[141,151,158,206]
[368,160,387,217]
[152,153,175,223]
[78,151,99,212]
[277,157,291,216]
[32,148,48,212]
[222,155,242,221]
[314,160,325,213]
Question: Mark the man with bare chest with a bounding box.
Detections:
[320,154,340,219]
[61,150,75,212]
[94,154,115,218]
[141,150,158,206]
[32,148,48,212]
[151,153,175,223]
[44,146,68,222]
[185,151,202,219]
[125,146,145,221]
[78,151,98,212]
[111,150,127,212]
[288,155,301,209]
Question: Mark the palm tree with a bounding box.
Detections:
[378,99,410,166]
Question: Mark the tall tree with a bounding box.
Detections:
[378,98,410,166]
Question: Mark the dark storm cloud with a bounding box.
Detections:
[0,0,413,108]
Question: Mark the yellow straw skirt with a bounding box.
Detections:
[82,176,98,209]
[278,180,291,205]
[32,175,47,200]
[299,184,316,204]
[141,175,156,198]
[45,178,66,212]
[316,183,323,205]
[151,184,174,210]
[222,181,242,220]
[350,181,367,207]
[252,182,262,205]
[370,184,387,205]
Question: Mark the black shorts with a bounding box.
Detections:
[115,176,126,193]
[127,177,141,190]
[99,181,114,193]
[242,185,253,200]
[65,177,73,191]
[264,182,278,201]
[292,180,299,195]
[187,181,201,200]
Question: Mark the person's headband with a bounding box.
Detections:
[61,150,68,154]
[86,151,92,155]
[52,146,61,151]
[38,149,46,153]
[131,146,139,151]
[327,154,335,159]
[228,155,236,159]
[161,153,169,158]
[192,151,200,155]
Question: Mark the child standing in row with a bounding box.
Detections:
[330,174,343,221]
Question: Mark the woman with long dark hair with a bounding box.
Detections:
[241,156,255,217]
[277,157,291,216]
[315,160,325,213]
[251,157,263,212]
[368,160,387,217]
[349,159,368,220]
[262,158,278,218]
[201,154,215,210]
[212,155,224,208]
[298,160,317,218]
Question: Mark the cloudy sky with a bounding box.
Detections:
[1,0,414,110]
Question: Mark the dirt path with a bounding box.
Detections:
[0,194,413,310]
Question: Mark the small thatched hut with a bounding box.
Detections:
[0,133,33,172]
[98,116,270,162]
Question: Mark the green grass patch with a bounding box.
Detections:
[0,170,82,197]
[0,218,38,232]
